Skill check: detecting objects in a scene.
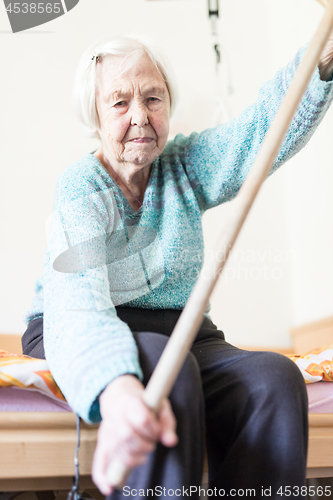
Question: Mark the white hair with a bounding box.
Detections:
[72,35,178,139]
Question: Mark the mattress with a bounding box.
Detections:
[307,382,333,413]
[0,387,71,412]
[0,381,332,413]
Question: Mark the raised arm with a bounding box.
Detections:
[167,44,333,212]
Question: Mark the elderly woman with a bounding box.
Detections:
[23,35,333,499]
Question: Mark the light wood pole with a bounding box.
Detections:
[107,0,333,488]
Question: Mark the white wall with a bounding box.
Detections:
[268,0,333,327]
[206,0,333,348]
[0,0,332,350]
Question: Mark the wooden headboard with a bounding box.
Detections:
[0,334,22,355]
[291,316,333,354]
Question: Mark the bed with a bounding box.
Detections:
[0,335,101,499]
[1,334,333,497]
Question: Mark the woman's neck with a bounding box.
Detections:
[94,148,151,211]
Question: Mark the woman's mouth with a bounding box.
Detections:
[130,137,154,143]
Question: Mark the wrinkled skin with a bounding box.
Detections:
[94,54,171,211]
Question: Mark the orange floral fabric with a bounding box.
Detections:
[0,350,66,401]
[288,344,333,383]
[1,344,333,405]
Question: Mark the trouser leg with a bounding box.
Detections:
[21,317,45,358]
[192,339,308,499]
[109,331,205,500]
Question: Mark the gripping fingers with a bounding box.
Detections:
[158,398,178,447]
[115,433,156,467]
[126,399,161,441]
[92,429,152,493]
[92,438,114,496]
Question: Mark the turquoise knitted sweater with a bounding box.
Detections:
[25,47,333,423]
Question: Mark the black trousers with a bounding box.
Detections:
[22,308,308,499]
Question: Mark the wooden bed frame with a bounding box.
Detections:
[0,411,332,495]
[1,334,332,495]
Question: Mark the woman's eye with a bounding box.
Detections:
[148,97,159,102]
[114,101,126,107]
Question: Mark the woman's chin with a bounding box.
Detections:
[124,149,159,168]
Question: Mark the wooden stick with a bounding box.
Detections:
[107,0,333,488]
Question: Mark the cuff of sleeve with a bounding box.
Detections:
[79,355,143,424]
[290,44,333,126]
[311,65,333,93]
[299,44,333,100]
[88,373,140,423]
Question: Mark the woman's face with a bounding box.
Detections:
[95,54,171,174]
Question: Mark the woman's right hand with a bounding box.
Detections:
[92,374,178,495]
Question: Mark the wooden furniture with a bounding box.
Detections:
[0,335,101,497]
[0,412,98,493]
[1,333,23,355]
[291,316,333,354]
[307,414,333,478]
[0,410,332,495]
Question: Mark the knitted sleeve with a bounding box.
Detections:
[43,159,143,424]
[170,45,333,211]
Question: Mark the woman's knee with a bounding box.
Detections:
[133,331,202,392]
[248,351,308,410]
[169,350,204,429]
[133,331,203,415]
[132,331,169,384]
[170,350,203,404]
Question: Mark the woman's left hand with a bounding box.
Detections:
[319,30,333,81]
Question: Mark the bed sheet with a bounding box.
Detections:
[0,387,71,412]
[0,382,332,413]
[307,381,333,413]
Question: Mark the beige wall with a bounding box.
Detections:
[268,0,333,328]
[0,0,332,350]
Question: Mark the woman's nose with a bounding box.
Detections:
[130,102,149,127]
